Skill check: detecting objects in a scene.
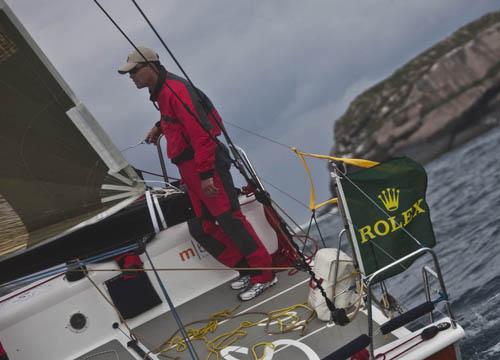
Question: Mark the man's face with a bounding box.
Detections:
[129,63,151,89]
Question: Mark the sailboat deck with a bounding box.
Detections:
[132,271,395,359]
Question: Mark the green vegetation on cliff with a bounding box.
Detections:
[335,11,500,137]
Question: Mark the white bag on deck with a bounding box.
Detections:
[308,248,358,321]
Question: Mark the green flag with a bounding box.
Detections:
[340,157,436,282]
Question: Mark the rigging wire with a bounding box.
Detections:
[119,135,308,212]
[93,0,342,218]
[260,178,309,209]
[136,169,179,181]
[312,212,328,248]
[92,0,263,205]
[224,121,292,150]
[92,1,386,323]
[92,0,143,58]
[94,0,269,203]
[118,131,316,217]
[128,0,260,187]
[130,0,197,102]
[331,164,454,316]
[143,248,200,360]
[131,0,294,153]
[94,0,327,218]
[337,166,423,248]
[96,0,333,250]
[120,140,145,152]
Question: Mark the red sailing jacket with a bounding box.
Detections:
[151,69,223,179]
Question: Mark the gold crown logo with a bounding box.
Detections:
[378,188,400,211]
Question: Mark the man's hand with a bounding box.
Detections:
[201,177,219,197]
[145,126,162,145]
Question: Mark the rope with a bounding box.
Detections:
[92,0,247,180]
[292,234,319,261]
[137,168,180,181]
[224,122,292,150]
[93,0,343,279]
[152,308,268,358]
[252,342,275,360]
[69,266,295,274]
[270,199,309,236]
[144,248,201,360]
[311,212,328,248]
[128,0,262,188]
[92,0,432,343]
[80,251,364,360]
[263,304,316,336]
[82,260,368,360]
[152,269,364,359]
[261,178,309,209]
[303,213,315,253]
[154,304,317,360]
[120,140,146,152]
[263,204,341,318]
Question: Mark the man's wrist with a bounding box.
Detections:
[155,121,161,128]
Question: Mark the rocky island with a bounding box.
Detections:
[333,11,500,163]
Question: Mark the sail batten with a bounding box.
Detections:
[67,103,131,174]
[0,2,145,262]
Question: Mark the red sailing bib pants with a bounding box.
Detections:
[152,69,273,284]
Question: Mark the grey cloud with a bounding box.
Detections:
[8,0,500,221]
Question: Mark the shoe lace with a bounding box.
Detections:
[251,283,265,292]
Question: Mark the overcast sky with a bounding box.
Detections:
[7,0,500,222]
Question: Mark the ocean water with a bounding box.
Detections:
[1,127,498,358]
[315,127,500,359]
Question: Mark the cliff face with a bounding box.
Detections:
[333,12,500,163]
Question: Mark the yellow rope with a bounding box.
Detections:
[206,320,258,360]
[154,271,362,359]
[292,149,379,168]
[155,306,239,355]
[251,342,275,360]
[290,147,379,211]
[87,260,364,360]
[155,303,316,360]
[264,303,315,336]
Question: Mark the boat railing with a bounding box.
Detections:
[423,265,439,323]
[155,133,170,184]
[231,145,266,190]
[365,247,456,358]
[154,137,263,191]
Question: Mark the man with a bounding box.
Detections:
[118,47,277,301]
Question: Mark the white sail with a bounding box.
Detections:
[0,0,145,259]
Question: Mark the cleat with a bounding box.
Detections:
[230,275,251,290]
[238,276,278,301]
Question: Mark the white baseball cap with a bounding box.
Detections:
[118,47,159,74]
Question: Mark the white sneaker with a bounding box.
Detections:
[238,276,278,301]
[230,275,251,290]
